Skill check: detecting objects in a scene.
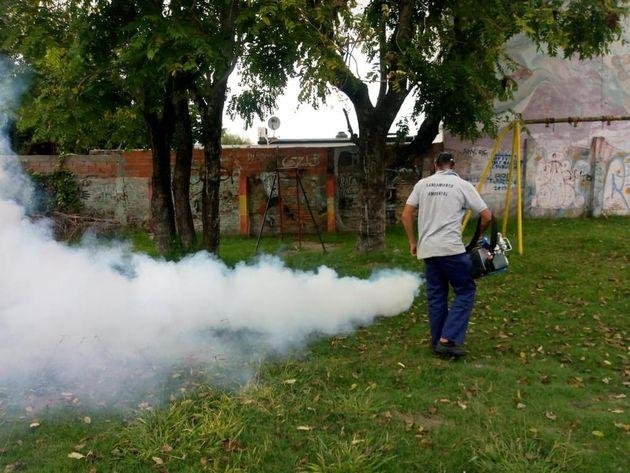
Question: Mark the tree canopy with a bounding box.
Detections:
[0,0,147,153]
[275,0,627,251]
[289,0,627,146]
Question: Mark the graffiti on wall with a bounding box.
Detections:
[443,15,630,217]
[338,175,359,203]
[461,148,513,191]
[531,149,592,210]
[336,151,360,211]
[280,154,321,169]
[487,152,511,191]
[603,156,630,212]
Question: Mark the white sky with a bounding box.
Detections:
[223,1,422,143]
[223,69,421,143]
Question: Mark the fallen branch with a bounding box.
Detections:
[33,212,120,241]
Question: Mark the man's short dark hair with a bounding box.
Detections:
[435,152,455,166]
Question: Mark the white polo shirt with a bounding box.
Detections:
[406,170,488,259]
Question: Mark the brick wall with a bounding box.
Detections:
[18,148,335,234]
[16,145,439,234]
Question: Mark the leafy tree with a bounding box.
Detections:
[287,0,627,252]
[182,0,293,252]
[3,0,291,254]
[0,1,147,154]
[3,0,199,251]
[221,129,251,145]
[28,169,85,214]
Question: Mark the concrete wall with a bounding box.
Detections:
[22,153,150,224]
[443,17,630,218]
[18,148,338,235]
[16,143,441,235]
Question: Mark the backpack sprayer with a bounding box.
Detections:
[465,216,512,279]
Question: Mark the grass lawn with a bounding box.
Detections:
[0,217,628,472]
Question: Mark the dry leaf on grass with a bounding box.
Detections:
[68,452,85,460]
[221,439,245,452]
[4,462,25,473]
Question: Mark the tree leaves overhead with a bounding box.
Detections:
[2,0,297,153]
[1,0,146,152]
[285,0,627,140]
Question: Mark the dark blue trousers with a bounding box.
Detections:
[424,253,476,346]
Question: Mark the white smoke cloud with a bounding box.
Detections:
[0,63,420,408]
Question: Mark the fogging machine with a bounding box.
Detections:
[465,216,512,279]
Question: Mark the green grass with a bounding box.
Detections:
[1,217,628,472]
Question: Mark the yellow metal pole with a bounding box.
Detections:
[515,122,524,254]
[502,128,518,235]
[462,124,513,231]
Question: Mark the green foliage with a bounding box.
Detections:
[301,436,396,473]
[470,428,576,473]
[285,0,628,139]
[1,1,295,154]
[28,168,84,214]
[222,128,251,145]
[118,392,263,470]
[0,0,148,153]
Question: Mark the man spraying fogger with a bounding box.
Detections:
[402,152,492,357]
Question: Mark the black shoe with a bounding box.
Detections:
[434,341,466,357]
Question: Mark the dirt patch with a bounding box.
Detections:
[375,409,445,431]
[281,241,337,254]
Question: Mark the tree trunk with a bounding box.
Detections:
[201,134,222,253]
[355,127,388,253]
[199,80,229,254]
[172,79,196,251]
[147,120,176,252]
[144,77,176,253]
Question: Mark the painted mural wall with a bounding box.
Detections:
[444,16,630,217]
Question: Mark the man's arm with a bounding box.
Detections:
[401,204,417,256]
[478,208,492,233]
[462,182,492,233]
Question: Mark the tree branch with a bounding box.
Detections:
[342,108,359,143]
[375,0,415,126]
[331,58,373,116]
[377,20,387,104]
[394,113,441,165]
